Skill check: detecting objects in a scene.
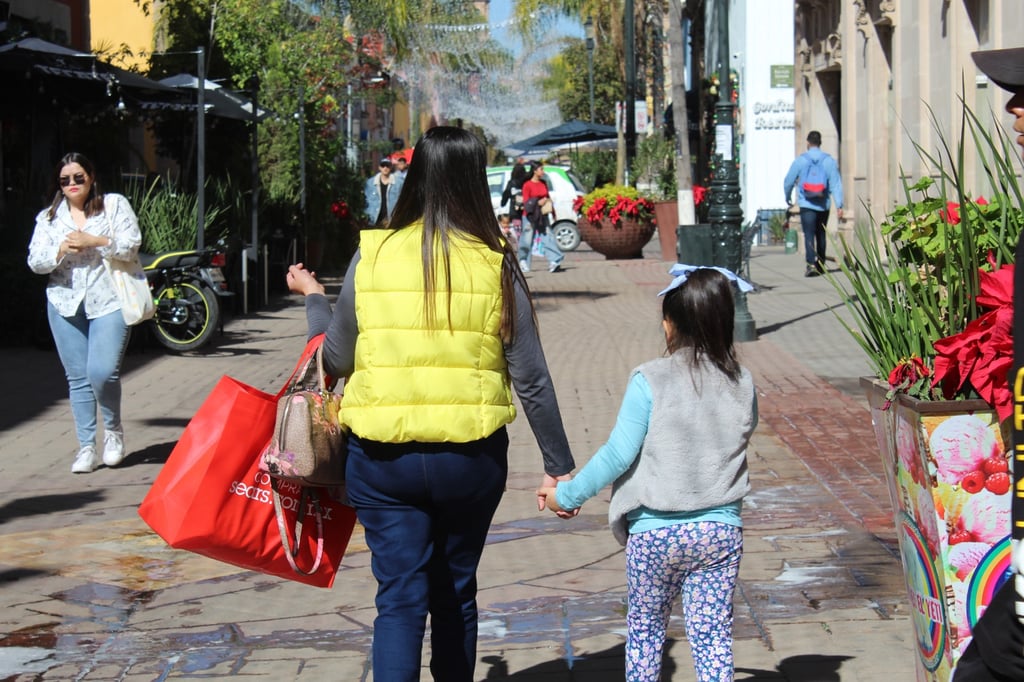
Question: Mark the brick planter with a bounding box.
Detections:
[577,215,656,259]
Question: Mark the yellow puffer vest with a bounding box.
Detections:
[340,224,516,443]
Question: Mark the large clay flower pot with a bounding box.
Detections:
[862,378,1011,680]
[577,215,656,259]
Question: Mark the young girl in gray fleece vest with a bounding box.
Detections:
[538,265,758,682]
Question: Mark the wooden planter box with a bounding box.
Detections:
[862,378,1012,681]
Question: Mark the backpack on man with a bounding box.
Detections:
[801,156,828,199]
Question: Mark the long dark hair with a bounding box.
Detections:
[46,152,105,220]
[387,126,531,342]
[662,268,741,381]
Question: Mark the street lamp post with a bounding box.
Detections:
[196,46,206,251]
[584,16,595,124]
[707,0,756,341]
[624,0,636,180]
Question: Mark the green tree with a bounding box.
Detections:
[545,39,621,126]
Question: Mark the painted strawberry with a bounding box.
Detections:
[984,472,1011,495]
[960,470,986,494]
[949,529,973,545]
[982,456,1009,476]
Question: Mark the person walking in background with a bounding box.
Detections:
[500,157,530,235]
[364,157,404,226]
[392,154,409,181]
[783,130,844,277]
[950,46,1024,682]
[286,126,576,682]
[26,152,141,473]
[519,161,565,273]
[538,265,758,682]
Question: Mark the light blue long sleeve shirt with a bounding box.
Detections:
[783,147,844,212]
[555,372,746,535]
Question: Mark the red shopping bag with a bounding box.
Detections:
[138,338,357,588]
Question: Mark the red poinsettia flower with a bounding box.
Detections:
[572,196,584,213]
[331,200,350,220]
[931,263,1014,420]
[939,201,961,224]
[693,185,707,205]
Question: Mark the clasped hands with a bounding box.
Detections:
[60,231,108,257]
[537,474,579,519]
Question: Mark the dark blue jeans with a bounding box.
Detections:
[346,429,508,682]
[799,207,829,269]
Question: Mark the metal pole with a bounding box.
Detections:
[248,74,260,314]
[196,46,205,251]
[707,0,756,342]
[585,17,595,124]
[624,0,636,182]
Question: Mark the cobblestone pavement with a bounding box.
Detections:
[0,239,918,680]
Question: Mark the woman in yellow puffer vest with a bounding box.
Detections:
[287,126,576,682]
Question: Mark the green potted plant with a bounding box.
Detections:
[633,134,679,261]
[573,184,657,259]
[828,101,1022,679]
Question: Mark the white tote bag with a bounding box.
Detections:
[104,256,156,325]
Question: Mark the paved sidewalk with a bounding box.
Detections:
[0,240,918,680]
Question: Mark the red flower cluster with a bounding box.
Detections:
[693,185,707,206]
[884,355,930,409]
[578,195,654,225]
[931,260,1014,420]
[938,196,989,224]
[331,200,350,221]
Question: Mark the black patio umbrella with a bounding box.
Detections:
[506,119,618,154]
[0,37,186,110]
[158,74,269,121]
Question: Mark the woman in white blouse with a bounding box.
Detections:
[27,152,142,473]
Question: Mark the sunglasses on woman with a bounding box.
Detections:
[59,173,87,187]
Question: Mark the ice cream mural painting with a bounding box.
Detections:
[878,398,1013,681]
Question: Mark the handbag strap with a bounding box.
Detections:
[276,334,325,399]
[271,483,325,576]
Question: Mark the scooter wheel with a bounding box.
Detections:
[151,281,220,352]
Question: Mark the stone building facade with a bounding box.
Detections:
[794,0,1024,240]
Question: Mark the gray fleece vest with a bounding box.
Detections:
[607,352,755,545]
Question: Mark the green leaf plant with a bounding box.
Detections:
[828,96,1023,404]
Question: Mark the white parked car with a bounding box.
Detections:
[487,165,585,251]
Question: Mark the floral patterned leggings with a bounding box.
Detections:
[624,521,743,682]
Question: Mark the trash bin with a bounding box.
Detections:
[784,227,799,254]
[676,223,715,266]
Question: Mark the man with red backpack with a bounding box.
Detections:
[783,130,844,277]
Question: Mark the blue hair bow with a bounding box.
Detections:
[657,264,754,297]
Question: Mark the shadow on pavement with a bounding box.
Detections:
[121,439,177,466]
[0,490,107,525]
[0,567,51,584]
[479,641,678,679]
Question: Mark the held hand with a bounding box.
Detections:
[837,208,845,221]
[537,474,580,518]
[286,263,326,296]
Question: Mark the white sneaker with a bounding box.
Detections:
[103,429,125,467]
[72,445,100,473]
[548,261,562,273]
[519,260,530,273]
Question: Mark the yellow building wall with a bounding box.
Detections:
[89,0,154,71]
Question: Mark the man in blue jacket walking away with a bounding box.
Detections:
[783,130,844,277]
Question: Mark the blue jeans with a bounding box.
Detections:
[47,302,130,448]
[799,207,829,269]
[346,429,509,682]
[517,219,535,267]
[518,218,564,268]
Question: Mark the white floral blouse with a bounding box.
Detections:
[27,193,142,319]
